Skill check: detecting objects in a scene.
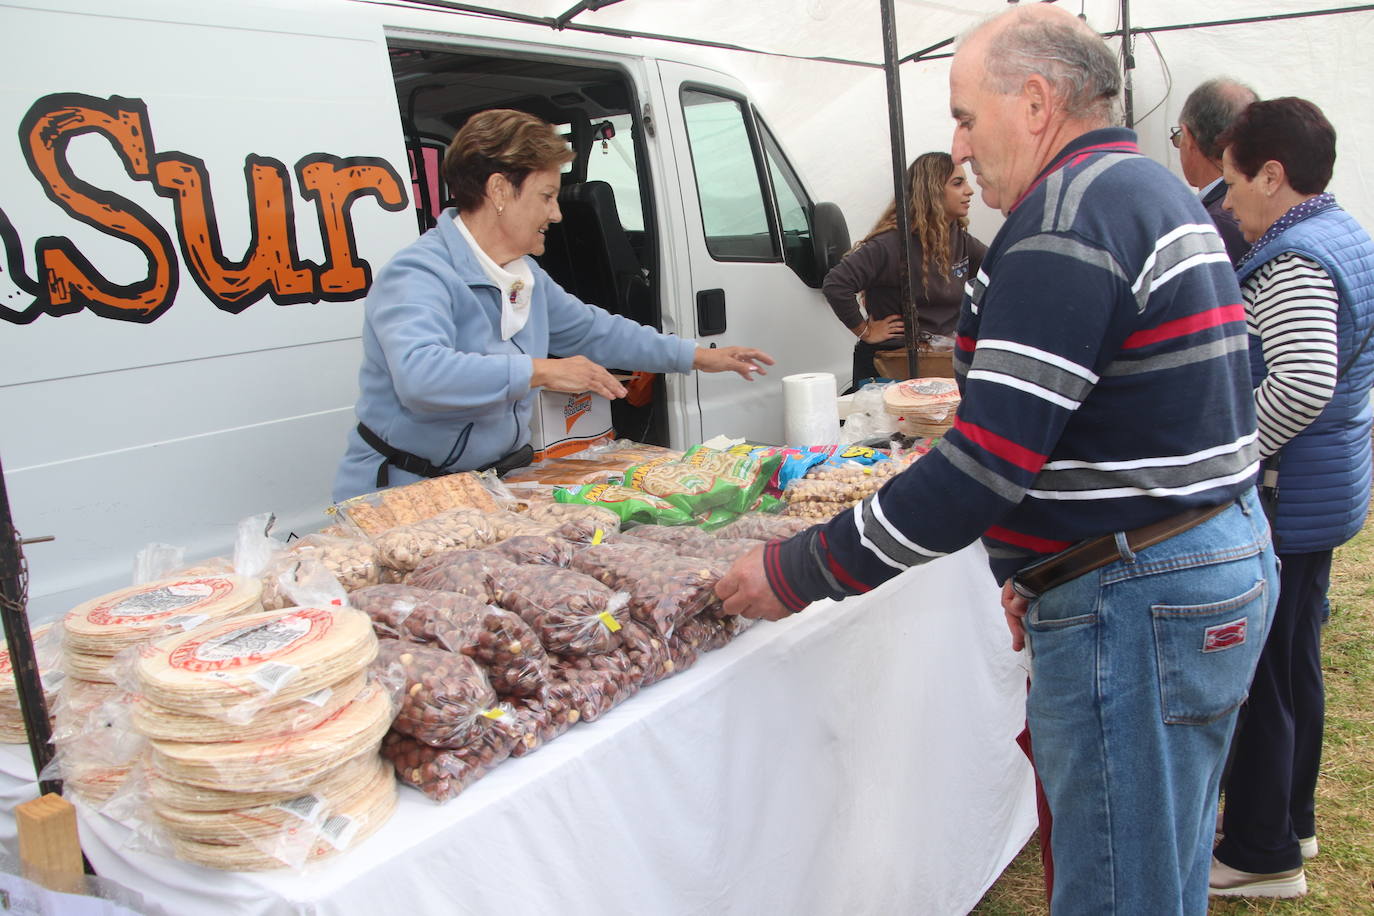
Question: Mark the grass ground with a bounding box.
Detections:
[971,501,1374,915]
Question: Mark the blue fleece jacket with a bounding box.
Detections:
[333,210,696,501]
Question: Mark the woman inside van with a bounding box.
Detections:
[333,109,772,501]
[821,151,985,388]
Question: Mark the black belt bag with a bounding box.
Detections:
[356,423,533,489]
[1010,501,1232,600]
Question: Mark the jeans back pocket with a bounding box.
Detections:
[1152,578,1268,725]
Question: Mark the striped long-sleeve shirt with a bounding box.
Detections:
[1245,253,1340,457]
[768,128,1262,609]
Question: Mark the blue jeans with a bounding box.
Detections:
[1023,489,1278,915]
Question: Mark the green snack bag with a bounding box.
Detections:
[554,483,694,527]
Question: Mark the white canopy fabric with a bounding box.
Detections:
[397,0,1374,245]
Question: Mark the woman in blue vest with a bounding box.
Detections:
[1210,98,1374,899]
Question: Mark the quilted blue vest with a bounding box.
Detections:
[1239,201,1374,552]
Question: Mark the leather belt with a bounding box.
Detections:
[1010,501,1232,599]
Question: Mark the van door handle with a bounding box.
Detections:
[696,288,726,336]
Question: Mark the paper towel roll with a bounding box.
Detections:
[782,372,841,446]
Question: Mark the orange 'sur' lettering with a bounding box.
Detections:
[23,94,177,321]
[155,154,315,311]
[298,156,408,297]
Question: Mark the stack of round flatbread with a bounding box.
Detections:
[883,377,962,438]
[132,606,376,719]
[0,622,59,744]
[126,605,395,870]
[162,754,396,871]
[63,576,263,684]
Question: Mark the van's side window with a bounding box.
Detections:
[583,112,643,232]
[758,118,818,283]
[680,89,778,261]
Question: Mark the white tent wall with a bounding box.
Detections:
[524,1,1374,247]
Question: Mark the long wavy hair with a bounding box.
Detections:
[858,151,967,295]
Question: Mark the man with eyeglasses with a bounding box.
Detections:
[1175,78,1259,265]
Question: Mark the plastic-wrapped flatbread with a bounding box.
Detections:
[134,606,377,720]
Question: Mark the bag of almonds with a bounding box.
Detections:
[373,507,498,572]
[490,566,629,656]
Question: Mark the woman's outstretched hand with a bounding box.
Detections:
[692,346,775,381]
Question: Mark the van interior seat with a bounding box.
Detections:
[540,180,651,325]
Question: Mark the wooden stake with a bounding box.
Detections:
[16,793,83,894]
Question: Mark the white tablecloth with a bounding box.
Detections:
[30,545,1036,915]
[0,744,39,855]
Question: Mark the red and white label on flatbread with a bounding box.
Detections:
[167,609,333,673]
[86,579,234,626]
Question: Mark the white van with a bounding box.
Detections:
[0,0,851,619]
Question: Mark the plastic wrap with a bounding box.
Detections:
[553,483,694,526]
[506,692,580,758]
[679,536,765,566]
[329,472,499,536]
[381,718,519,803]
[490,566,629,656]
[132,671,367,744]
[350,585,551,698]
[709,512,816,541]
[568,544,722,638]
[486,510,556,542]
[403,549,515,601]
[260,533,382,610]
[548,651,638,723]
[377,642,500,748]
[487,534,577,567]
[618,620,675,688]
[132,606,378,723]
[160,755,397,871]
[62,575,265,683]
[610,524,716,552]
[0,621,61,743]
[372,507,499,571]
[148,684,393,792]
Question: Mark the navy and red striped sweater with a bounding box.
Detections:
[769,128,1261,611]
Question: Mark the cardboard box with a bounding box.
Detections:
[530,390,615,462]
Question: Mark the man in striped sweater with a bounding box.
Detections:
[717,6,1278,914]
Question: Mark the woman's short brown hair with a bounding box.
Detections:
[443,109,575,212]
[1218,97,1336,195]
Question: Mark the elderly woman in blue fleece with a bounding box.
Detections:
[334,109,772,500]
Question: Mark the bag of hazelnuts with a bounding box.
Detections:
[490,566,630,656]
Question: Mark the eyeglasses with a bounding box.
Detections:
[1170,126,1183,149]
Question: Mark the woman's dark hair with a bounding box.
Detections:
[443,109,575,212]
[1218,97,1336,194]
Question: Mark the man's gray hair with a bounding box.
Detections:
[979,10,1122,124]
[1180,78,1259,160]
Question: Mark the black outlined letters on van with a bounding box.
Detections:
[1,93,408,325]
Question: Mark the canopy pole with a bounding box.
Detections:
[880,0,920,380]
[1121,0,1135,128]
[0,452,59,796]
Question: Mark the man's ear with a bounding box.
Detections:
[1023,74,1053,133]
